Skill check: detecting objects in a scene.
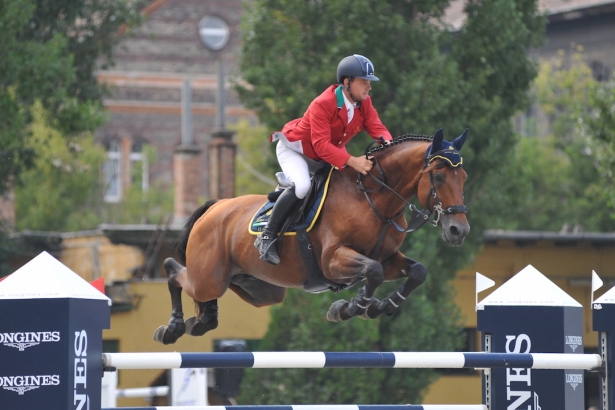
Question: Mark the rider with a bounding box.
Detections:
[254,54,394,265]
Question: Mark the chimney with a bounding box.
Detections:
[173,79,201,224]
[208,130,236,199]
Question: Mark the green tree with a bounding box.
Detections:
[237,0,545,404]
[0,0,141,197]
[232,120,278,196]
[499,52,615,231]
[1,0,142,265]
[14,103,106,232]
[15,109,173,231]
[587,80,615,220]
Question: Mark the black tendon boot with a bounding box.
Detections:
[254,186,301,265]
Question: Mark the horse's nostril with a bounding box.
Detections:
[450,226,460,237]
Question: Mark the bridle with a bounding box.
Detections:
[356,140,468,259]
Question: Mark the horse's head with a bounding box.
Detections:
[417,129,470,246]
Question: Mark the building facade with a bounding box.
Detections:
[96,0,255,208]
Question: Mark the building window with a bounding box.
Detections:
[130,142,149,192]
[103,140,149,203]
[103,142,121,203]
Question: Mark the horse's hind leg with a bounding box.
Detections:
[185,300,219,336]
[325,246,384,322]
[153,258,187,345]
[364,254,427,319]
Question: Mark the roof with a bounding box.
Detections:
[478,264,582,307]
[9,226,183,250]
[0,251,111,304]
[11,226,615,249]
[444,0,615,30]
[99,224,183,247]
[484,229,615,246]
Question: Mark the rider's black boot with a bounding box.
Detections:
[254,186,301,265]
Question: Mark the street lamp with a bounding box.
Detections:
[198,15,235,199]
[198,15,231,130]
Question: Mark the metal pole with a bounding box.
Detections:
[181,79,193,145]
[215,58,226,130]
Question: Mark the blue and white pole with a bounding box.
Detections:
[102,351,600,371]
[102,406,488,410]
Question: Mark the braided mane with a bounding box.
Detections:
[366,133,432,156]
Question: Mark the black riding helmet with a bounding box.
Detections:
[336,54,379,83]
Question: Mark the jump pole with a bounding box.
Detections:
[102,351,601,371]
[102,406,487,410]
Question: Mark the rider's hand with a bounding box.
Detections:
[379,136,393,146]
[346,156,374,175]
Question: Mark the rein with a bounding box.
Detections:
[357,139,467,260]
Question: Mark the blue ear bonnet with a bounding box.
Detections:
[425,128,468,168]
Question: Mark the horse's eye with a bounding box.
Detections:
[433,173,444,184]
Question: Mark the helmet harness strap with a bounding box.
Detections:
[344,77,361,103]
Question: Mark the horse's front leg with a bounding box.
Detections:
[364,251,427,319]
[324,246,384,322]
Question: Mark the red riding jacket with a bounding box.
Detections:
[273,85,393,169]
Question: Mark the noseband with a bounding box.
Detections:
[356,142,467,259]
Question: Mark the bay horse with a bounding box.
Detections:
[154,129,470,345]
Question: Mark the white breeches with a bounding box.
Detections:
[276,141,323,199]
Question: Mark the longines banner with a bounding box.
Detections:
[0,252,110,410]
[477,265,584,410]
[0,298,109,410]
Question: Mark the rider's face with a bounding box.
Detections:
[345,78,371,101]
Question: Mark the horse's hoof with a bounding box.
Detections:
[326,300,347,322]
[153,325,183,345]
[185,316,219,336]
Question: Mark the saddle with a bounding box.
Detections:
[249,165,332,236]
[249,166,360,294]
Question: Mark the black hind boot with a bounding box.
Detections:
[254,186,301,265]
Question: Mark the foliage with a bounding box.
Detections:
[237,0,545,404]
[499,52,615,231]
[15,109,173,230]
[14,103,106,232]
[0,0,142,197]
[587,80,615,219]
[232,120,278,196]
[0,223,22,278]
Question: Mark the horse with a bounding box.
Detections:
[153,128,470,345]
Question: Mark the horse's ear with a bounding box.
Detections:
[430,128,444,154]
[453,128,469,151]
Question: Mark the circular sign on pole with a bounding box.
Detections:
[198,16,230,51]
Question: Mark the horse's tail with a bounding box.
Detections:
[177,199,219,265]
